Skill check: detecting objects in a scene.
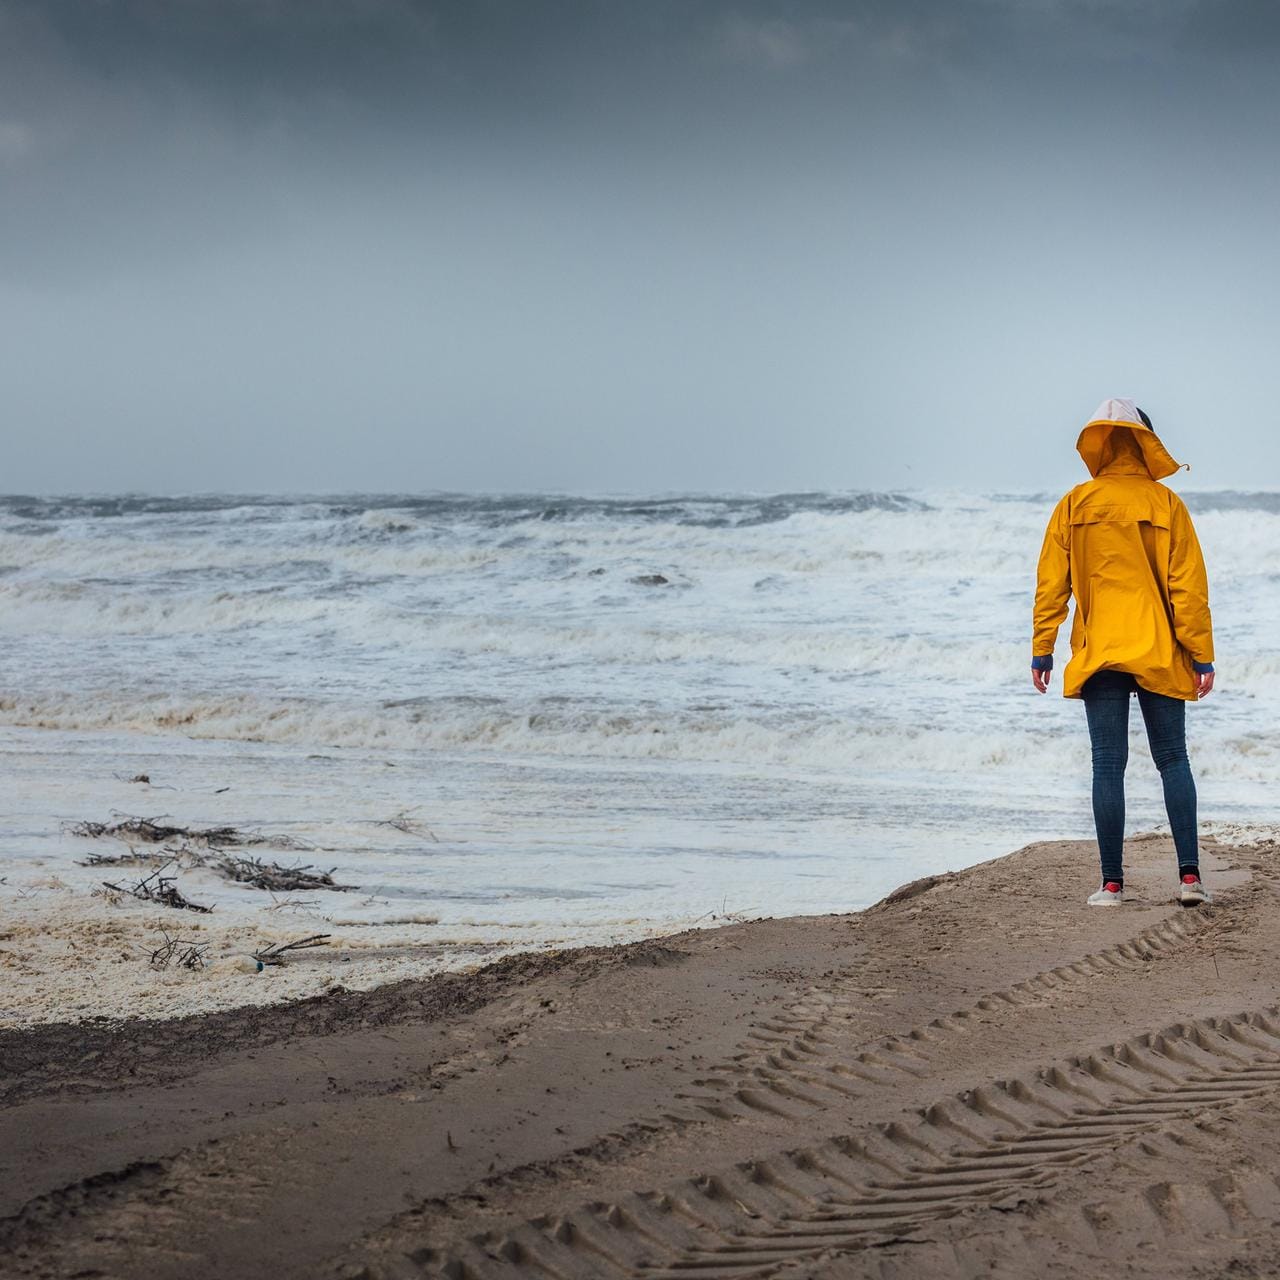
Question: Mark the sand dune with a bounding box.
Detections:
[1,833,1276,1278]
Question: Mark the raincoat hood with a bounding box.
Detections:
[1076,397,1183,481]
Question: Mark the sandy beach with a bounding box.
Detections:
[3,831,1278,1279]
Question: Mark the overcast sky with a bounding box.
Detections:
[2,0,1278,494]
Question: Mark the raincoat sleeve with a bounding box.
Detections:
[1168,497,1214,666]
[1032,495,1071,659]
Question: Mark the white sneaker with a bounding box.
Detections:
[1179,875,1212,906]
[1087,881,1124,907]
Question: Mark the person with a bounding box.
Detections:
[1032,398,1215,908]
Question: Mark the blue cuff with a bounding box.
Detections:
[1031,655,1053,671]
[1193,661,1214,674]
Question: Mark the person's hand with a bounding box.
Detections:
[1197,670,1215,699]
[1032,666,1051,694]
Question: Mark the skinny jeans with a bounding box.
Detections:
[1080,670,1199,883]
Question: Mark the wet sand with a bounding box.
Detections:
[2,833,1278,1279]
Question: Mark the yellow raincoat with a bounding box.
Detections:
[1033,399,1214,701]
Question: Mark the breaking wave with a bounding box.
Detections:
[0,489,1274,804]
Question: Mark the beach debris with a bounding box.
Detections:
[146,929,210,970]
[78,849,170,868]
[691,896,755,925]
[207,852,355,893]
[109,771,178,789]
[252,934,332,966]
[376,808,439,842]
[266,893,320,914]
[67,813,314,852]
[102,863,212,914]
[70,813,357,894]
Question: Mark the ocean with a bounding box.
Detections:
[0,489,1272,964]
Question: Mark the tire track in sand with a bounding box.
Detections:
[674,909,1212,1124]
[777,1121,1280,1279]
[414,1005,1280,1279]
[343,909,1217,1276]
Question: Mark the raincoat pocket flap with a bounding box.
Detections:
[1068,504,1170,530]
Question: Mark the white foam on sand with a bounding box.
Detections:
[0,840,710,1028]
[0,883,570,1027]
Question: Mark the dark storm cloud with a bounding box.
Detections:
[1179,0,1280,52]
[2,1,1279,492]
[1,2,1267,249]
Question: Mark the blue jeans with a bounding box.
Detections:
[1081,670,1199,884]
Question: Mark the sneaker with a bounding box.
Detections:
[1179,874,1212,906]
[1087,881,1124,907]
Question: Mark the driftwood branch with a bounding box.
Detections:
[208,852,355,893]
[79,849,169,868]
[252,934,332,966]
[66,813,314,851]
[146,929,211,969]
[266,893,320,914]
[71,813,352,883]
[102,863,211,913]
[72,814,356,895]
[376,809,440,842]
